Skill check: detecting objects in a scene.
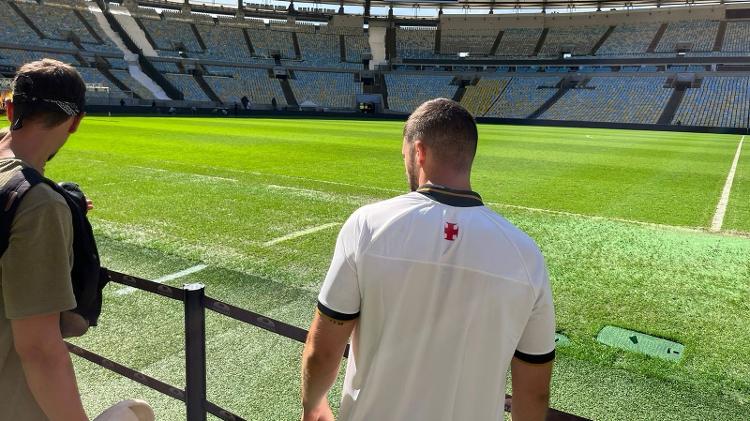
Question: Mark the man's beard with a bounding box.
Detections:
[405,148,419,192]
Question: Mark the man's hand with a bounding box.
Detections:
[301,397,334,421]
[86,199,93,211]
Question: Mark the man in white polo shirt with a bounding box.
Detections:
[301,98,556,421]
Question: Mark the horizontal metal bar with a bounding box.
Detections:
[205,401,247,421]
[108,270,186,301]
[204,296,309,343]
[66,342,186,402]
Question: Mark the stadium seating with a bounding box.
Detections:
[722,21,750,53]
[656,20,719,53]
[672,76,750,128]
[441,31,496,56]
[289,71,361,109]
[17,2,96,43]
[493,28,543,57]
[395,28,436,59]
[344,33,370,63]
[140,16,203,52]
[541,76,671,124]
[110,69,155,100]
[203,67,286,106]
[0,48,78,67]
[196,24,253,61]
[77,67,128,99]
[0,1,72,48]
[165,73,210,101]
[385,74,457,113]
[538,26,608,57]
[597,23,661,56]
[297,32,340,66]
[460,77,510,117]
[485,77,559,118]
[150,60,181,73]
[246,28,295,58]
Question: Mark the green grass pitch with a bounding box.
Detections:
[45,117,748,420]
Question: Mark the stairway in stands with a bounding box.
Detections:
[647,23,668,53]
[528,77,583,119]
[657,85,688,125]
[87,1,169,100]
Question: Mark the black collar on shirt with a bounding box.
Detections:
[416,184,484,207]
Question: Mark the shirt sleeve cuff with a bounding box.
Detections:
[514,349,555,364]
[317,300,359,321]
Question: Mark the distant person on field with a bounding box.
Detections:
[301,98,556,421]
[0,59,89,421]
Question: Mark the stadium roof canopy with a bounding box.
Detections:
[252,0,749,11]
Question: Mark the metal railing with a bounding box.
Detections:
[66,270,588,421]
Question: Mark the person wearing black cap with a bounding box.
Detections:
[0,59,88,421]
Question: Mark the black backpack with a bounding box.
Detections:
[0,166,109,328]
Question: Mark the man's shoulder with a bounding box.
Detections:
[478,208,547,284]
[16,182,69,218]
[350,192,425,225]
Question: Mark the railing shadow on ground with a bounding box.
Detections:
[66,270,589,421]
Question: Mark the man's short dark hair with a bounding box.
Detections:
[10,59,86,130]
[403,98,478,172]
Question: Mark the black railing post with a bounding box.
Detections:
[184,283,207,421]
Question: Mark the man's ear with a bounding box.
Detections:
[5,100,13,124]
[68,112,85,134]
[414,140,427,166]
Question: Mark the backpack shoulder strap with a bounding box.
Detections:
[0,167,44,256]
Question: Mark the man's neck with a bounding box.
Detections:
[421,175,472,192]
[0,132,50,174]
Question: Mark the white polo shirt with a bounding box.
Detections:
[318,184,556,421]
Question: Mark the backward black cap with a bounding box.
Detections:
[10,59,86,130]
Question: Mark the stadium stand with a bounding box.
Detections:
[16,1,97,43]
[203,67,286,106]
[0,48,78,67]
[246,28,295,58]
[493,28,543,57]
[539,26,608,57]
[441,31,497,56]
[110,69,155,100]
[541,77,672,124]
[656,20,719,53]
[597,23,661,56]
[150,60,181,73]
[672,76,750,128]
[385,74,457,113]
[460,77,511,117]
[722,21,750,53]
[395,27,436,59]
[297,32,340,66]
[343,33,370,63]
[77,67,128,99]
[196,24,253,61]
[140,16,203,52]
[486,77,560,118]
[165,73,210,101]
[289,71,361,109]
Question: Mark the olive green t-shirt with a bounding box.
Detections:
[0,158,76,421]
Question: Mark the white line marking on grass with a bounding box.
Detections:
[487,202,707,234]
[128,165,238,183]
[114,264,208,296]
[263,223,340,247]
[710,136,745,232]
